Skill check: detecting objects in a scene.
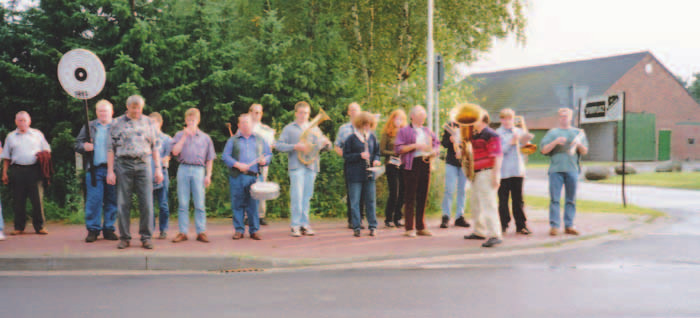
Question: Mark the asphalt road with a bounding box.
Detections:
[1,180,699,318]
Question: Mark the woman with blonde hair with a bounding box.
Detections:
[379,109,407,228]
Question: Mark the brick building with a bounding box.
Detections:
[469,51,700,162]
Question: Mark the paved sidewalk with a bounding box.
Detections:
[0,209,650,271]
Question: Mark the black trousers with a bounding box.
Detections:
[10,164,45,232]
[384,163,404,223]
[497,176,527,231]
[345,167,364,224]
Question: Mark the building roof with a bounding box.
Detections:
[469,52,650,118]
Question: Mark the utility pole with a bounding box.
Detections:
[426,0,435,133]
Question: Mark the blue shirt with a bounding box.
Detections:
[93,122,110,166]
[496,127,526,179]
[171,129,216,166]
[334,122,355,149]
[152,132,172,189]
[540,128,589,173]
[222,133,272,174]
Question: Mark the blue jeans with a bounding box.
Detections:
[349,180,377,230]
[85,166,118,232]
[177,164,207,234]
[229,174,259,234]
[548,171,579,229]
[441,163,468,218]
[153,169,170,233]
[289,166,317,228]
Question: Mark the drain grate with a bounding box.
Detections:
[220,268,264,273]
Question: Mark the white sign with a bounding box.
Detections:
[580,92,624,124]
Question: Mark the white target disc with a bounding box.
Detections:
[57,49,106,100]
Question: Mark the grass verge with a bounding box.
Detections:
[524,195,666,221]
[594,172,700,190]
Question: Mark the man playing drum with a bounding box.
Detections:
[223,114,272,240]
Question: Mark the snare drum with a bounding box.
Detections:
[250,182,280,201]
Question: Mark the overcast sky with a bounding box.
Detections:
[467,0,700,82]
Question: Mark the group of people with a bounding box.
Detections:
[0,96,588,250]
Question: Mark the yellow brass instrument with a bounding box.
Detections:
[298,108,331,165]
[514,115,537,155]
[450,103,484,181]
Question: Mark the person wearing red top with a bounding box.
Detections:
[463,108,504,247]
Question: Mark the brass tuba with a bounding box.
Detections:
[297,108,331,165]
[450,103,484,181]
[514,115,537,155]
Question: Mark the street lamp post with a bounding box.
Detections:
[426,0,435,133]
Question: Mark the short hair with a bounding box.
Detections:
[249,103,263,112]
[238,113,252,123]
[126,95,144,107]
[95,99,113,111]
[184,108,200,120]
[482,111,490,124]
[295,101,311,111]
[348,102,361,112]
[149,112,163,124]
[558,108,573,117]
[16,111,30,119]
[410,105,425,116]
[352,111,376,129]
[499,108,515,119]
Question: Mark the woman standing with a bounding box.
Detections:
[343,112,381,237]
[379,109,407,228]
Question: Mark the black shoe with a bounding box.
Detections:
[440,215,449,229]
[482,237,502,248]
[517,228,532,235]
[85,230,99,243]
[260,218,268,226]
[394,221,404,227]
[103,230,119,241]
[385,221,395,228]
[353,229,361,237]
[142,240,154,249]
[464,233,486,240]
[454,216,470,228]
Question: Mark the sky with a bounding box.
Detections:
[466,0,700,82]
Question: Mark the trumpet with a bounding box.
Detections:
[514,115,537,155]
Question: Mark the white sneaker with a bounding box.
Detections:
[0,232,6,241]
[290,227,302,237]
[404,230,416,238]
[300,226,315,236]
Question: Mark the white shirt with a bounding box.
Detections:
[1,128,51,165]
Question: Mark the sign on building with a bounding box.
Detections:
[581,92,624,124]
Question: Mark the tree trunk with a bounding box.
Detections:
[352,3,371,99]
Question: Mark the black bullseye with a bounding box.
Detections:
[75,67,88,81]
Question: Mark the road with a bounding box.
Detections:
[1,179,699,317]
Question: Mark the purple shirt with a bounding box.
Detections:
[394,124,439,170]
[171,129,216,166]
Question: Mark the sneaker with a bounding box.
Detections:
[103,230,119,241]
[565,227,580,235]
[482,237,502,248]
[158,232,167,240]
[384,221,395,228]
[0,232,6,241]
[416,229,433,236]
[260,218,268,226]
[85,230,99,243]
[142,240,154,249]
[117,240,130,249]
[464,233,486,240]
[300,226,315,236]
[454,216,470,228]
[404,230,416,238]
[291,227,302,237]
[549,228,559,236]
[517,228,532,235]
[440,215,449,229]
[353,229,361,237]
[172,233,188,243]
[369,229,377,237]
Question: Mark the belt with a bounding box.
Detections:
[474,167,493,173]
[242,170,259,177]
[93,163,108,168]
[11,163,38,167]
[118,156,147,161]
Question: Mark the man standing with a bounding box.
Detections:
[106,95,163,250]
[496,108,534,235]
[223,114,272,240]
[149,112,172,240]
[463,108,504,248]
[540,108,588,236]
[395,106,438,238]
[75,100,118,242]
[276,101,330,237]
[249,103,275,226]
[170,108,216,243]
[439,120,471,229]
[334,102,365,229]
[2,111,51,235]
